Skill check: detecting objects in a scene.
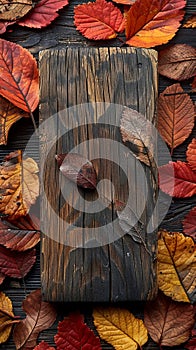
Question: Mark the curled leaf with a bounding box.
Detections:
[186,138,196,171]
[158,230,196,302]
[144,291,195,347]
[56,153,97,190]
[93,307,148,349]
[0,0,32,21]
[183,207,196,241]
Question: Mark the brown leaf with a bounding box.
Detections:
[0,291,18,344]
[157,84,195,154]
[120,107,155,166]
[158,44,196,81]
[0,39,39,113]
[183,207,196,241]
[0,96,29,145]
[0,246,36,278]
[183,15,196,28]
[13,289,57,350]
[56,153,97,190]
[144,291,195,347]
[0,150,39,219]
[0,0,32,20]
[186,138,196,171]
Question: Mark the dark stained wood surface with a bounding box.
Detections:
[0,0,195,348]
[40,47,158,302]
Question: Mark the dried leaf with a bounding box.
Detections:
[0,96,29,145]
[0,291,18,344]
[120,107,155,166]
[125,0,186,48]
[55,313,101,350]
[74,0,125,40]
[93,307,148,350]
[0,246,36,278]
[157,84,195,154]
[186,138,196,171]
[18,0,69,28]
[158,44,196,80]
[183,15,196,28]
[0,39,39,112]
[56,153,97,190]
[144,291,195,347]
[183,207,196,241]
[158,230,196,302]
[159,161,196,198]
[0,150,39,219]
[185,329,196,350]
[13,290,57,350]
[34,341,55,350]
[0,0,32,21]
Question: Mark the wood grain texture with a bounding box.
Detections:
[39,47,158,302]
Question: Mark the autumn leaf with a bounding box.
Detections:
[56,153,97,189]
[34,341,55,350]
[0,246,36,278]
[183,14,196,28]
[112,0,135,4]
[74,0,125,40]
[183,207,196,241]
[0,150,39,219]
[158,230,196,302]
[192,76,196,89]
[159,161,196,198]
[0,96,29,145]
[18,0,69,28]
[0,291,20,344]
[120,107,156,166]
[93,307,148,350]
[158,44,196,80]
[13,289,57,350]
[0,272,5,285]
[0,39,39,113]
[186,138,196,171]
[0,21,8,34]
[144,291,195,347]
[54,312,101,350]
[0,0,32,21]
[125,0,186,48]
[185,329,196,350]
[157,84,195,154]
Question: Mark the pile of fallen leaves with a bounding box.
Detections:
[0,0,195,349]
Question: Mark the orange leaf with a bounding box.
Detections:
[183,14,196,28]
[183,207,196,241]
[186,138,196,171]
[74,0,125,40]
[0,96,29,145]
[125,0,186,48]
[157,84,195,154]
[0,39,39,113]
[112,0,135,4]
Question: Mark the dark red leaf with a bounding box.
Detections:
[0,246,36,278]
[0,271,5,285]
[185,329,196,350]
[183,207,196,241]
[33,341,55,350]
[18,0,69,28]
[186,138,196,171]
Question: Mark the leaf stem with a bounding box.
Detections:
[29,110,38,133]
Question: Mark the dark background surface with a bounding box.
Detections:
[0,0,195,349]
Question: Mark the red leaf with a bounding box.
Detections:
[18,0,69,29]
[125,0,186,48]
[186,138,196,171]
[185,329,196,350]
[74,0,125,40]
[13,290,57,350]
[34,341,55,350]
[0,246,36,278]
[0,22,8,34]
[0,39,39,112]
[54,313,101,350]
[183,207,196,241]
[159,161,196,198]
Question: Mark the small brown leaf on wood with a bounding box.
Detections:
[144,291,195,347]
[186,138,196,171]
[13,289,57,350]
[158,44,196,81]
[183,15,196,28]
[56,153,97,190]
[183,207,196,241]
[0,0,32,21]
[158,84,195,154]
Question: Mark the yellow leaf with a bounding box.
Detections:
[158,230,196,303]
[93,307,148,350]
[0,291,15,343]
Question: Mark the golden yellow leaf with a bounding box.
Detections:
[0,150,39,219]
[158,230,196,303]
[93,307,148,350]
[0,291,15,344]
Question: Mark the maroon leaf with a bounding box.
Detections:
[0,271,5,285]
[186,138,196,171]
[183,207,196,241]
[34,341,55,350]
[56,153,97,190]
[18,0,69,28]
[54,312,101,350]
[13,290,57,350]
[0,246,36,278]
[185,329,196,350]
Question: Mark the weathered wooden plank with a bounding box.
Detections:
[40,47,158,302]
